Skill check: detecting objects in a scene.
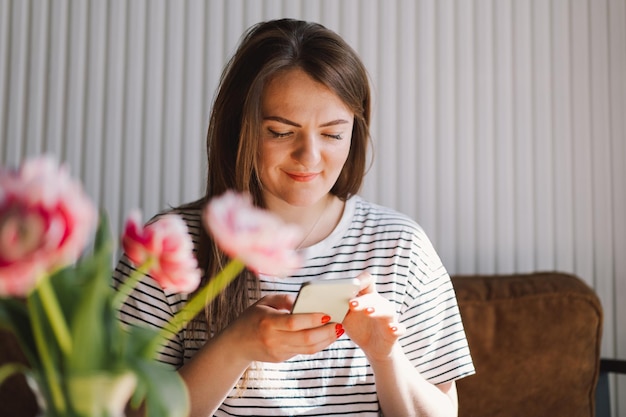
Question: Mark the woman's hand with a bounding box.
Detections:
[179,294,338,417]
[223,293,340,364]
[342,272,405,363]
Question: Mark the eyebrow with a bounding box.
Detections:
[263,116,350,128]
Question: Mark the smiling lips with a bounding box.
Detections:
[286,171,319,182]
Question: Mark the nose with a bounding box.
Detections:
[292,133,321,167]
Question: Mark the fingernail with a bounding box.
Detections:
[335,323,344,338]
[366,307,375,314]
[321,315,331,324]
[350,300,358,308]
[390,326,398,332]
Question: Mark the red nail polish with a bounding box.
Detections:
[321,315,331,324]
[335,323,344,338]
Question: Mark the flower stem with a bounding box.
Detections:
[112,258,154,312]
[153,259,245,352]
[37,277,72,356]
[28,294,67,414]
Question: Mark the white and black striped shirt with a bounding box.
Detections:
[114,195,475,416]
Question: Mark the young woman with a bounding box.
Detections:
[114,18,474,417]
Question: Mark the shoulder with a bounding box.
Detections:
[146,205,206,257]
[350,196,445,278]
[168,206,203,231]
[350,196,424,235]
[150,205,204,235]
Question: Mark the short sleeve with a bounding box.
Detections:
[398,229,476,384]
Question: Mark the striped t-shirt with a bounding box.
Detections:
[114,195,475,416]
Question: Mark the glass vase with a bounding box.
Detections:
[31,370,137,417]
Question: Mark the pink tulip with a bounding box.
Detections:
[0,157,97,296]
[122,211,201,293]
[203,191,302,277]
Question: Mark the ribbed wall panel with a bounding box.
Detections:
[1,0,625,413]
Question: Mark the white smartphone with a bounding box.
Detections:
[291,278,361,323]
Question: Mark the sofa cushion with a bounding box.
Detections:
[451,272,603,417]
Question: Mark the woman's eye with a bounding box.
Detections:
[268,129,292,138]
[324,133,343,140]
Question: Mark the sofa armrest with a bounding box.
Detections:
[451,272,603,417]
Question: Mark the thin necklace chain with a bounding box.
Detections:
[296,197,330,250]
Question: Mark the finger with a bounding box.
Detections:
[289,323,343,348]
[280,311,333,331]
[349,293,389,313]
[348,298,370,313]
[287,323,342,351]
[257,293,296,312]
[388,322,407,337]
[355,271,375,295]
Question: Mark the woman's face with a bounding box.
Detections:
[258,68,354,208]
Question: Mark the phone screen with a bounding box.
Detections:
[291,278,360,323]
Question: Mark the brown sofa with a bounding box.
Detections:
[452,271,603,417]
[1,272,603,416]
[0,328,37,417]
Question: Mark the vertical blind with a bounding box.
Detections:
[1,0,625,412]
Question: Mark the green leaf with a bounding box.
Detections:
[27,291,68,413]
[129,358,189,417]
[49,266,81,321]
[100,294,129,370]
[48,215,113,321]
[121,325,186,415]
[66,216,114,372]
[94,211,112,256]
[123,323,163,360]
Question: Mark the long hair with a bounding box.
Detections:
[187,18,372,356]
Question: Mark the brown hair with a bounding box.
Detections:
[187,18,371,354]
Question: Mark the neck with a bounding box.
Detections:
[295,196,333,249]
[264,194,341,249]
[265,195,332,225]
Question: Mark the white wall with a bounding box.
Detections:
[1,0,625,413]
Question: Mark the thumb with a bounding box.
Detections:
[356,271,375,296]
